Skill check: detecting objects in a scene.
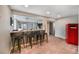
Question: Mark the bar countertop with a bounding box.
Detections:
[10,29,45,33]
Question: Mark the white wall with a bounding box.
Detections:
[0,6,11,53]
[54,16,78,39]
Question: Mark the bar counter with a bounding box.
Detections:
[10,29,45,33]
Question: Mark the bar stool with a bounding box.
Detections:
[39,30,45,44]
[31,31,37,44]
[34,31,38,44]
[24,31,33,48]
[35,30,42,45]
[10,32,23,53]
[44,32,48,43]
[24,31,29,47]
[20,32,25,48]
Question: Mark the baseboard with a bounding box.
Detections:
[55,35,66,39]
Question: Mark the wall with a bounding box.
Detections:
[54,16,78,39]
[0,6,11,53]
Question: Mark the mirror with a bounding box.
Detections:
[10,15,43,31]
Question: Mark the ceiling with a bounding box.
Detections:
[10,5,79,18]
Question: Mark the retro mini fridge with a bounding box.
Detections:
[66,24,78,45]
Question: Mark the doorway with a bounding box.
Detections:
[49,21,55,36]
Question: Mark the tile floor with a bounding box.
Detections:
[15,36,78,54]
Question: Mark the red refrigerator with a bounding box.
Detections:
[66,24,78,45]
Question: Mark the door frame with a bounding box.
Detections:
[48,21,55,36]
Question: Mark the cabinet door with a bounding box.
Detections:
[68,27,75,44]
[74,27,78,45]
[69,27,78,45]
